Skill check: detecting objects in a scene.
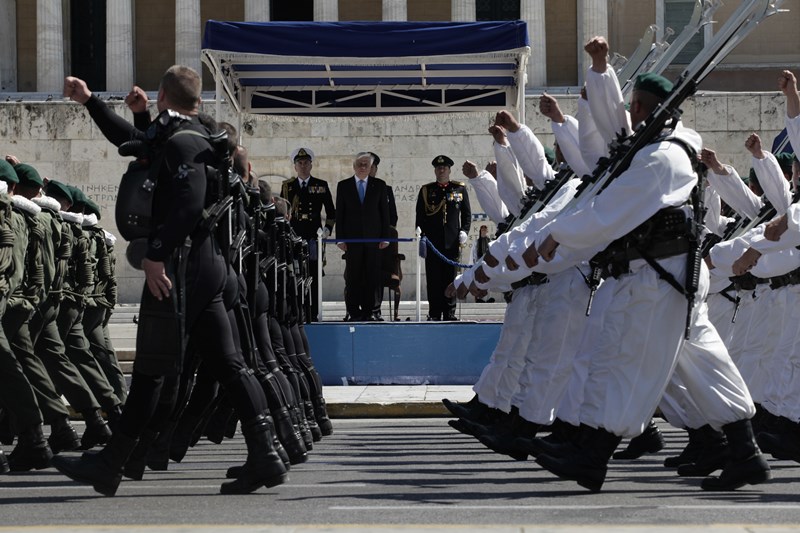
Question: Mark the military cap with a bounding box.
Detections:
[544,146,556,166]
[84,197,102,219]
[0,160,18,184]
[432,155,454,167]
[634,72,673,100]
[775,152,795,174]
[369,152,381,166]
[67,185,88,210]
[45,180,73,204]
[15,163,44,187]
[290,147,314,164]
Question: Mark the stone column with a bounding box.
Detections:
[106,0,135,91]
[382,0,407,21]
[37,0,65,92]
[576,0,608,85]
[176,0,202,74]
[451,0,475,22]
[521,0,546,87]
[314,0,338,21]
[0,0,17,91]
[245,0,270,22]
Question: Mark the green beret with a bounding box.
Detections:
[14,163,43,187]
[432,155,454,167]
[84,198,102,219]
[67,185,87,208]
[634,72,673,100]
[0,160,18,184]
[45,180,73,205]
[543,146,556,166]
[775,152,794,174]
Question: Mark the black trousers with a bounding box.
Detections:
[117,235,267,440]
[344,243,381,320]
[424,243,458,319]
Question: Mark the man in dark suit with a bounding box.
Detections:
[336,152,390,321]
[280,147,335,321]
[416,155,471,321]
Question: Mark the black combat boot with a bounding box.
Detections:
[477,408,540,461]
[677,425,728,477]
[8,424,53,471]
[756,417,800,462]
[52,431,138,496]
[292,403,313,451]
[536,425,622,492]
[48,415,82,454]
[514,418,580,458]
[122,429,160,480]
[80,409,112,450]
[443,395,490,422]
[304,401,322,442]
[225,414,291,480]
[219,415,288,495]
[612,418,665,460]
[0,450,8,474]
[271,406,307,465]
[664,427,701,468]
[702,419,771,491]
[448,405,507,437]
[313,396,333,436]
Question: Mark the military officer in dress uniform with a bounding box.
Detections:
[280,148,336,322]
[416,155,471,321]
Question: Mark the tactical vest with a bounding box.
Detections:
[60,215,94,304]
[7,202,46,312]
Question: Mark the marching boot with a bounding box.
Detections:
[8,424,53,471]
[105,404,123,435]
[612,419,665,460]
[225,414,291,480]
[536,425,622,492]
[0,450,8,474]
[313,396,333,437]
[757,418,800,462]
[48,415,82,454]
[514,419,580,458]
[219,415,288,495]
[304,401,322,442]
[477,408,540,461]
[677,425,728,477]
[664,427,701,468]
[169,414,205,463]
[448,407,507,437]
[293,404,313,451]
[52,431,138,497]
[271,406,307,465]
[443,396,490,423]
[122,429,159,481]
[146,422,175,471]
[702,419,771,491]
[80,409,112,450]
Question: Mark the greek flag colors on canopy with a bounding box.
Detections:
[201,21,530,117]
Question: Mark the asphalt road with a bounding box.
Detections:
[2,418,800,531]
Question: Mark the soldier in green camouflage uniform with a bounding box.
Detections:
[0,161,53,471]
[81,198,126,404]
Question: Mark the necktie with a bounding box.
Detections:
[358,179,366,203]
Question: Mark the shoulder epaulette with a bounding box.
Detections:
[451,181,465,187]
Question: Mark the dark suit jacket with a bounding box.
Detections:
[335,176,390,242]
[280,175,335,241]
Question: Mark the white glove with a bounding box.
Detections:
[458,231,468,245]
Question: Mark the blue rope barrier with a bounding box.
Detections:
[420,236,473,269]
[322,237,415,243]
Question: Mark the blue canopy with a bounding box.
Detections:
[201,21,530,117]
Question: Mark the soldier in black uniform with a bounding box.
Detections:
[280,148,335,322]
[54,66,287,496]
[415,155,471,321]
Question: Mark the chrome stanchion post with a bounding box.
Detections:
[317,227,324,321]
[415,227,422,322]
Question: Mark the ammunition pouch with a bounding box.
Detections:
[769,267,800,290]
[730,272,768,291]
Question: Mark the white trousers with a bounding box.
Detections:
[472,284,539,412]
[761,285,800,421]
[733,285,775,403]
[516,267,589,425]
